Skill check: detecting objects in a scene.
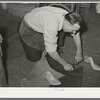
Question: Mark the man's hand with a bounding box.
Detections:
[75,52,83,63]
[73,32,83,63]
[48,51,74,71]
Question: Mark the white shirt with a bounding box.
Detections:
[24,6,68,52]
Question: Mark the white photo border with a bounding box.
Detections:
[0,0,100,98]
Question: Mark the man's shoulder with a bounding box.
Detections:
[33,6,68,13]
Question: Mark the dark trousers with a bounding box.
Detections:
[21,39,43,62]
[20,30,65,61]
[19,19,45,62]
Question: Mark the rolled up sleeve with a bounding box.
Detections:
[43,17,58,52]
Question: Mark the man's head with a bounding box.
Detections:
[63,12,83,35]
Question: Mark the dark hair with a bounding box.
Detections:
[65,12,83,27]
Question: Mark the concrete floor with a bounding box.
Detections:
[0,4,100,87]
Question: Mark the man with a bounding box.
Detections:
[19,5,84,85]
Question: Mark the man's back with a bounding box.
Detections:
[24,6,68,33]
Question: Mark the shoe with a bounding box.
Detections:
[43,71,61,85]
[84,55,100,71]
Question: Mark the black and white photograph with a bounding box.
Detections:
[0,1,100,88]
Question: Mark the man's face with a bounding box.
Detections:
[63,20,80,35]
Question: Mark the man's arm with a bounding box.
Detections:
[73,32,83,62]
[48,51,73,71]
[43,17,73,71]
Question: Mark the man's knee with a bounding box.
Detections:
[26,50,42,62]
[26,56,41,62]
